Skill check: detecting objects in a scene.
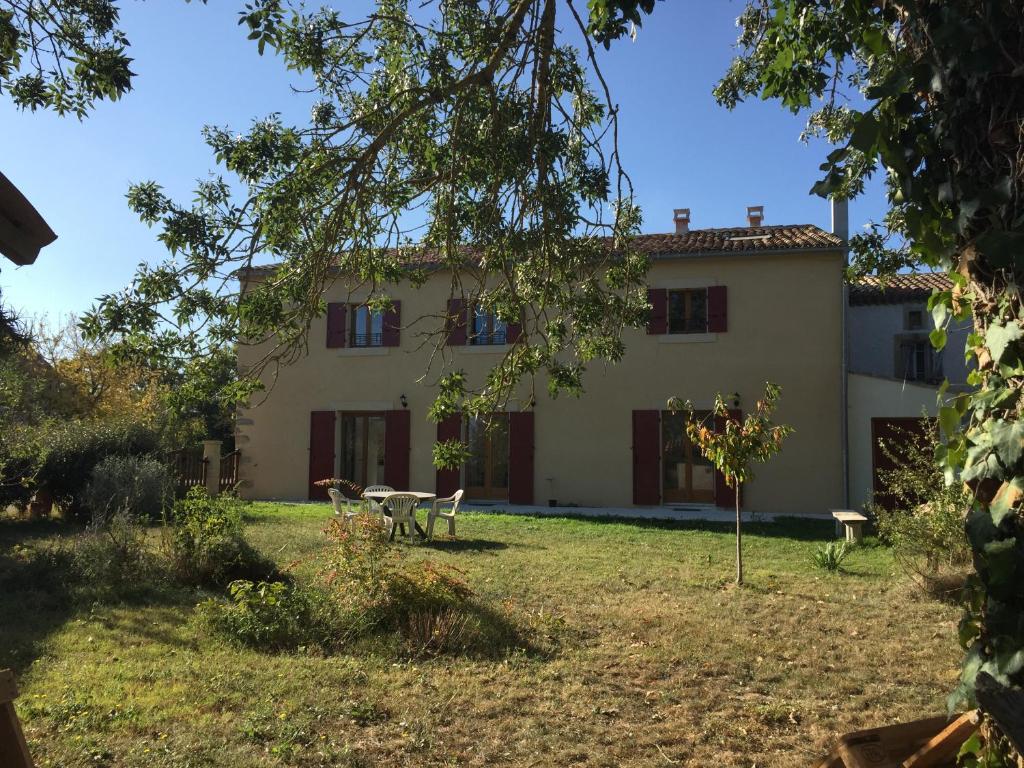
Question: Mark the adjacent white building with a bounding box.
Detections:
[845,272,971,511]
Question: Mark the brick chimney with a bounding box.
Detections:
[673,208,691,234]
[746,205,764,227]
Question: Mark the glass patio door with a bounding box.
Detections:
[465,414,509,499]
[661,411,715,504]
[338,413,386,489]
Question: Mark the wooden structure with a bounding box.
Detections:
[0,669,34,768]
[831,509,869,544]
[167,447,207,495]
[219,450,241,494]
[815,712,976,768]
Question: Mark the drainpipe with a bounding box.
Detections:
[833,198,851,508]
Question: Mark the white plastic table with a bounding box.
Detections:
[362,490,436,540]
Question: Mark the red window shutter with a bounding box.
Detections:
[326,302,348,348]
[707,285,727,333]
[308,410,336,500]
[505,310,524,344]
[713,410,741,509]
[435,414,462,497]
[446,299,467,346]
[632,410,660,505]
[646,289,667,335]
[382,301,401,347]
[384,409,411,489]
[508,411,535,505]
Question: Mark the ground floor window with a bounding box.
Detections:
[338,412,386,489]
[465,414,510,499]
[661,410,714,503]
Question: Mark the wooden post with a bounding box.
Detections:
[202,440,222,497]
[0,669,35,768]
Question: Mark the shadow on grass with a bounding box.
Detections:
[421,538,509,553]
[488,511,836,541]
[0,516,201,675]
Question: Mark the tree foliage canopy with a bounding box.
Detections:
[82,0,649,432]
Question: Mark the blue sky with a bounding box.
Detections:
[0,0,886,320]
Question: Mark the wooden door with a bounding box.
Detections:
[465,414,509,500]
[661,410,715,504]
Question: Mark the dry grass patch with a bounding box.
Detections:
[2,505,961,767]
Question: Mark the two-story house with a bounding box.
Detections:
[236,206,847,515]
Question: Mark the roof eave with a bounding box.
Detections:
[0,173,58,266]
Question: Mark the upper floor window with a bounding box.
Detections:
[897,335,941,383]
[352,305,384,347]
[470,306,507,346]
[326,301,401,349]
[668,289,708,334]
[905,308,925,331]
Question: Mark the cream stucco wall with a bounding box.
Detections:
[846,372,947,512]
[236,249,845,514]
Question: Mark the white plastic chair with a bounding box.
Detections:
[381,492,420,543]
[427,489,463,539]
[362,484,395,517]
[327,488,359,528]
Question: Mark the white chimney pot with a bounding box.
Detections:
[673,208,691,235]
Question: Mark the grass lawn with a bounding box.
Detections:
[2,504,962,767]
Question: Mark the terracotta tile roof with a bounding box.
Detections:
[848,272,952,305]
[632,224,842,256]
[240,224,842,276]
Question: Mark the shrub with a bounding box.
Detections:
[198,580,338,651]
[72,511,166,599]
[83,455,173,523]
[318,516,522,657]
[202,515,525,657]
[870,419,972,597]
[812,541,851,573]
[0,418,161,520]
[167,487,277,588]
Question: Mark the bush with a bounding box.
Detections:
[167,487,278,588]
[83,455,173,523]
[812,541,851,573]
[0,418,161,520]
[73,512,166,599]
[201,515,525,657]
[198,580,339,651]
[870,419,972,598]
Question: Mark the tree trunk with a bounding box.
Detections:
[735,484,743,586]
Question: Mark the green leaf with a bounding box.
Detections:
[849,113,879,153]
[982,538,1017,586]
[985,322,1023,363]
[988,419,1024,469]
[939,406,960,437]
[957,731,982,761]
[930,327,947,351]
[990,478,1024,526]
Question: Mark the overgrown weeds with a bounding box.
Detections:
[164,487,279,588]
[200,513,527,658]
[870,418,972,600]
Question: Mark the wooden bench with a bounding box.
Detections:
[814,711,976,767]
[831,509,869,544]
[0,669,34,767]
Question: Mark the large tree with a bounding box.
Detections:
[0,0,209,116]
[82,0,650,456]
[712,1,1024,763]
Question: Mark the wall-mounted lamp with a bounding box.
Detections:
[731,392,741,408]
[400,394,408,409]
